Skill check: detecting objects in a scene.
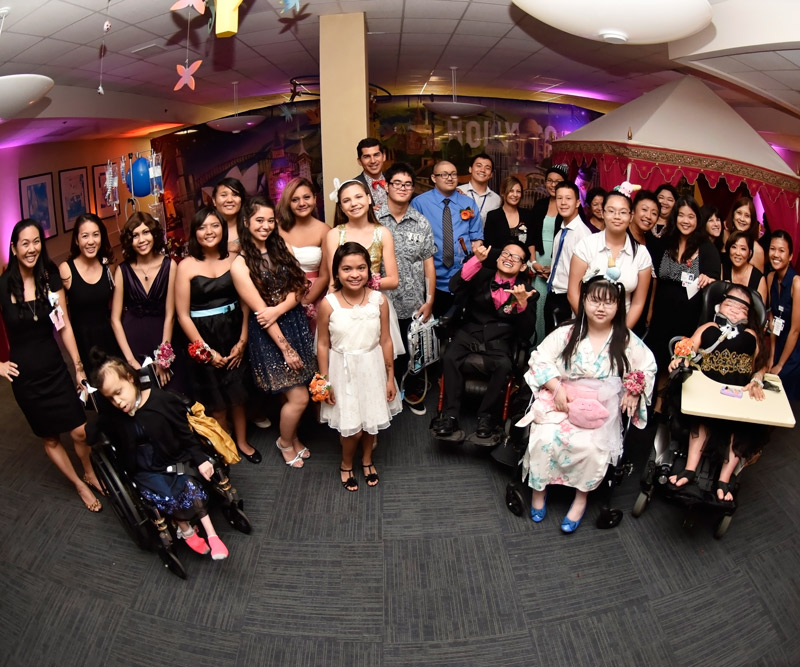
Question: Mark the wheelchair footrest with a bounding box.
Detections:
[464,431,503,447]
[431,429,466,443]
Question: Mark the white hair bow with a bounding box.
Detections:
[328,177,362,203]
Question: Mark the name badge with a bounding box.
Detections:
[50,306,65,331]
[772,316,785,336]
[681,271,695,287]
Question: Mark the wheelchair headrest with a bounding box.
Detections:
[700,281,766,329]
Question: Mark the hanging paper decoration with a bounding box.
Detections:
[169,0,205,12]
[149,152,163,197]
[279,104,295,123]
[104,161,119,212]
[175,60,202,91]
[279,0,300,13]
[216,0,244,37]
[279,4,312,34]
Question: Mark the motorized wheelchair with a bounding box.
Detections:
[87,366,251,578]
[629,281,790,538]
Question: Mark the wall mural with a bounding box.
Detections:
[150,96,601,249]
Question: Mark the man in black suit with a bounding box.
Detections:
[353,137,388,210]
[432,242,537,437]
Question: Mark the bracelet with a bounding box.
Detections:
[751,375,764,388]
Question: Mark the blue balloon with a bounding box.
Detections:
[125,157,151,197]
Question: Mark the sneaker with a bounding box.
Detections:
[252,418,272,429]
[476,416,495,438]
[177,527,210,555]
[404,395,427,416]
[208,535,228,560]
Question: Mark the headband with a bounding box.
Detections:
[328,178,363,203]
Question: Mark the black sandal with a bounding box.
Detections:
[362,463,379,487]
[668,468,696,491]
[716,480,735,504]
[340,467,358,492]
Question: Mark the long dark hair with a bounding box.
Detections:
[277,177,316,232]
[331,242,372,291]
[560,277,630,376]
[240,195,307,304]
[654,183,678,218]
[69,213,114,263]
[603,191,639,258]
[5,219,58,318]
[664,196,705,264]
[700,205,723,253]
[333,180,380,227]
[725,197,758,241]
[120,212,165,262]
[187,206,228,260]
[212,177,246,239]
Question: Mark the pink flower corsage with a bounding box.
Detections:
[622,370,646,396]
[303,302,318,320]
[154,341,175,368]
[368,273,382,290]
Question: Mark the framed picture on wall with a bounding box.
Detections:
[19,172,58,239]
[92,163,116,219]
[58,167,90,232]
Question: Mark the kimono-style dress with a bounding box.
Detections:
[521,325,656,492]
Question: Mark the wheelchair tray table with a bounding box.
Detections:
[680,372,796,428]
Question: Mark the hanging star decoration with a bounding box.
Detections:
[170,0,205,12]
[279,3,311,34]
[279,0,301,14]
[175,59,203,91]
[279,104,295,122]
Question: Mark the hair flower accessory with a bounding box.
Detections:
[309,372,331,402]
[623,370,646,396]
[460,206,474,221]
[613,181,641,197]
[154,341,175,369]
[188,340,213,364]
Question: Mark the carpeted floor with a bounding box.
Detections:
[0,378,798,667]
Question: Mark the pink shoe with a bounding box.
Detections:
[208,535,228,561]
[177,526,210,555]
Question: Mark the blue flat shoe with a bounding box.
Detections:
[530,494,547,523]
[560,509,586,534]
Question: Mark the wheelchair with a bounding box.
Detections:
[630,281,777,538]
[88,367,251,578]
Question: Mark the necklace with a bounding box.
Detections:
[136,260,157,282]
[342,288,366,307]
[26,299,38,322]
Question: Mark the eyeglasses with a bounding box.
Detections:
[545,178,564,185]
[433,172,458,179]
[500,250,524,263]
[389,181,414,190]
[604,208,631,217]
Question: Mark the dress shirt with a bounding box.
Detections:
[549,215,591,294]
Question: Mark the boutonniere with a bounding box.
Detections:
[460,206,474,221]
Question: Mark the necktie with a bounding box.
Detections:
[372,178,386,189]
[547,227,570,291]
[442,198,454,269]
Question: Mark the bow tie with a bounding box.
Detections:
[491,280,512,291]
[372,179,386,189]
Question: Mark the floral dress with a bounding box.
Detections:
[521,325,656,492]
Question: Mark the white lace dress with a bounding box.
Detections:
[319,291,402,437]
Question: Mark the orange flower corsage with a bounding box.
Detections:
[673,337,694,359]
[309,372,332,402]
[460,206,474,220]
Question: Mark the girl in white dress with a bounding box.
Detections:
[317,242,402,491]
[521,275,656,533]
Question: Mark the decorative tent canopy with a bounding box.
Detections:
[552,76,800,234]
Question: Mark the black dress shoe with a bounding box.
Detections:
[238,445,262,464]
[432,416,458,436]
[476,416,494,438]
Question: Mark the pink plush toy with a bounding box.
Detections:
[565,385,609,429]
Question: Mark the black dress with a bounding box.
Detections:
[483,207,541,253]
[721,262,764,294]
[188,271,249,412]
[0,271,85,437]
[65,259,121,375]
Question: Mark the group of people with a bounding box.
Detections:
[1,137,798,547]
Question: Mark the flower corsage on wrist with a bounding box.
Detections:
[368,273,382,290]
[188,340,213,364]
[622,370,646,396]
[673,337,694,361]
[309,372,332,402]
[154,341,175,368]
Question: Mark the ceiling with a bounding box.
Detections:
[1,0,800,152]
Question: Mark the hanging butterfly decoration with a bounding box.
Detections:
[171,0,205,91]
[175,60,202,91]
[279,3,311,34]
[279,0,301,13]
[279,104,295,123]
[169,0,205,11]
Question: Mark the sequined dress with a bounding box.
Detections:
[247,262,316,393]
[319,291,402,437]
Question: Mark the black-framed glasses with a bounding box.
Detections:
[545,178,564,185]
[433,172,458,179]
[500,250,524,263]
[389,181,414,189]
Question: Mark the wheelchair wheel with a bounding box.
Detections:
[91,448,152,551]
[222,500,252,534]
[158,545,187,579]
[631,491,650,518]
[714,514,732,539]
[505,482,527,516]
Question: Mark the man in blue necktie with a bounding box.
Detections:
[410,160,484,318]
[544,181,591,334]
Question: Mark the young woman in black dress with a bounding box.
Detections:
[59,213,120,376]
[0,219,102,512]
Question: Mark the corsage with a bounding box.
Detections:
[154,341,175,368]
[673,337,694,360]
[47,289,65,331]
[622,370,646,396]
[368,273,382,290]
[303,302,318,320]
[309,372,331,402]
[188,340,213,364]
[460,206,474,220]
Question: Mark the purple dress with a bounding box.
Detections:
[120,256,171,363]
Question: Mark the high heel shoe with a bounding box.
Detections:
[237,443,262,464]
[530,493,547,523]
[276,439,304,468]
[560,507,586,534]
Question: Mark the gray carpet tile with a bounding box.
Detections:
[651,572,782,667]
[0,564,52,660]
[384,534,527,644]
[383,633,536,667]
[237,633,382,667]
[241,541,384,640]
[505,528,648,624]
